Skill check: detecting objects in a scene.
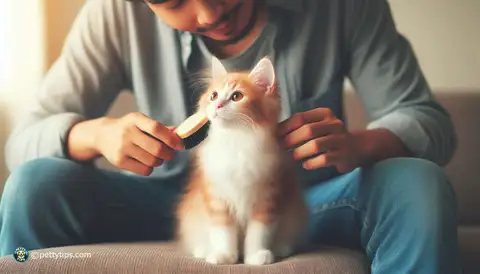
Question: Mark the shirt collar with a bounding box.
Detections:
[266,0,305,12]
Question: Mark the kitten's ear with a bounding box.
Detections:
[211,56,227,81]
[249,57,275,92]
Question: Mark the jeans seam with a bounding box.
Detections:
[363,220,374,255]
[311,198,359,215]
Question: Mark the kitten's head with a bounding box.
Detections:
[198,57,281,130]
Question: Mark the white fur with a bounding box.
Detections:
[244,221,276,254]
[245,249,275,266]
[244,221,276,265]
[200,126,280,226]
[206,226,238,265]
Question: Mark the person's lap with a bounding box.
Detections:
[304,157,460,273]
[0,157,183,255]
[0,156,461,273]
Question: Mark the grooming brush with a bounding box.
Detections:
[174,112,210,149]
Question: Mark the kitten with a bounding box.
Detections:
[175,57,308,266]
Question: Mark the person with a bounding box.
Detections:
[0,0,461,273]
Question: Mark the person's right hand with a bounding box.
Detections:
[95,112,184,176]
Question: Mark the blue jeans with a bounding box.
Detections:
[0,157,461,273]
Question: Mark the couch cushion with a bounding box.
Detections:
[459,226,480,274]
[0,242,369,274]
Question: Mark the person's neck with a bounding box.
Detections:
[204,2,267,59]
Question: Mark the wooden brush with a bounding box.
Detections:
[174,112,210,149]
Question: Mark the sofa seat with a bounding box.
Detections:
[0,242,369,274]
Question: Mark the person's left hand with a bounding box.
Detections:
[278,108,364,173]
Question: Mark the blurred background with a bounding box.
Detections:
[0,0,479,194]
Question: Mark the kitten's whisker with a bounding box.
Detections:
[234,113,258,131]
[238,113,255,127]
[185,70,212,105]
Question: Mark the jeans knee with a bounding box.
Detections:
[360,158,461,273]
[1,157,91,216]
[362,157,457,223]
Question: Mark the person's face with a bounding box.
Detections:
[145,0,256,43]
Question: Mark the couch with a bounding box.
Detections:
[1,90,479,273]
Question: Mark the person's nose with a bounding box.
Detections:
[196,0,223,27]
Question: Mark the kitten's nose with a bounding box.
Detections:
[217,104,223,109]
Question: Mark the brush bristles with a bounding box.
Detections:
[181,122,210,150]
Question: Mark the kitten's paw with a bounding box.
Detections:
[273,245,293,258]
[205,251,238,265]
[244,249,275,265]
[193,246,208,259]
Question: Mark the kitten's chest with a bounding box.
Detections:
[199,130,279,223]
[200,130,278,188]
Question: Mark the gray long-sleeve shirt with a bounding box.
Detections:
[5,0,457,184]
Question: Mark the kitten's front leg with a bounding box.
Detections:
[206,198,239,265]
[244,217,277,265]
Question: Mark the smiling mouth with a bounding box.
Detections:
[207,2,258,45]
[196,2,243,34]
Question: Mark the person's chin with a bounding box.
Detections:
[204,32,236,42]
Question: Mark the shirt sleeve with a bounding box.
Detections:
[5,0,128,171]
[345,0,457,166]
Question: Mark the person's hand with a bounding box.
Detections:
[95,112,184,176]
[278,108,363,173]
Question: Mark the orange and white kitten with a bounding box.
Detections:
[176,57,308,265]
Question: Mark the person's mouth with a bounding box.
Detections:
[211,17,235,36]
[196,2,243,36]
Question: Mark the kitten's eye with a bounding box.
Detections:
[231,91,244,102]
[210,91,218,101]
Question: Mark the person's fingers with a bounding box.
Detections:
[125,143,164,168]
[292,135,341,160]
[128,112,183,150]
[301,152,342,170]
[278,108,335,136]
[118,157,154,176]
[283,120,344,148]
[130,128,175,161]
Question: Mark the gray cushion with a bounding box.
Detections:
[459,226,480,274]
[0,242,369,274]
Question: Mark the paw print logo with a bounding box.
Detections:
[13,247,29,262]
